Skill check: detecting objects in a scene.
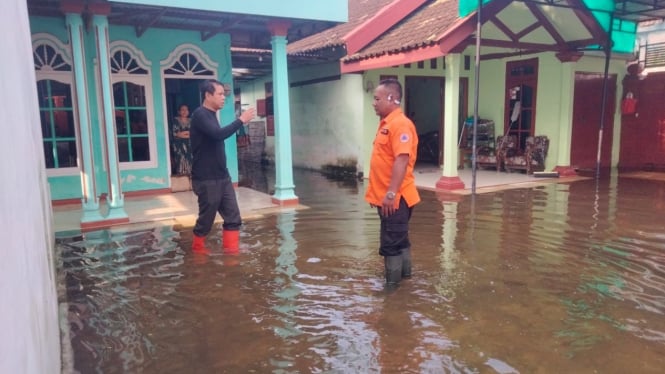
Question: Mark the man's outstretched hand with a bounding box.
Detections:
[239,107,256,123]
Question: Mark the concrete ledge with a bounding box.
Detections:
[171,176,192,192]
[80,217,130,232]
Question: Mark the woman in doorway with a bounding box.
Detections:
[172,104,192,176]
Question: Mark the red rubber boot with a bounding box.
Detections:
[191,234,211,254]
[222,230,240,255]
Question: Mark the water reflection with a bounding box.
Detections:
[58,169,665,373]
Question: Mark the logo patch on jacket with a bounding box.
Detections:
[400,133,410,142]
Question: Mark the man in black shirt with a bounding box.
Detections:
[190,79,256,254]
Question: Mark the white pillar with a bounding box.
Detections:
[436,54,465,190]
[92,11,128,222]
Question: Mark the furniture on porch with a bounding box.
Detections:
[503,135,549,174]
[458,119,495,169]
[475,134,515,170]
[473,134,549,174]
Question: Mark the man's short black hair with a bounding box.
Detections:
[379,78,402,101]
[200,79,224,96]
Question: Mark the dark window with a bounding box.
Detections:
[113,81,150,163]
[36,79,77,169]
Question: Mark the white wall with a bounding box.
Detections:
[289,74,364,170]
[239,62,365,172]
[0,1,61,373]
[240,57,478,176]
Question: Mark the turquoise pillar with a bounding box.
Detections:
[273,212,301,338]
[65,12,103,223]
[269,22,298,204]
[92,13,128,221]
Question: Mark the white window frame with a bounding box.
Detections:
[107,41,157,170]
[32,33,80,178]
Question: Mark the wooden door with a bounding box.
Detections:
[620,72,665,171]
[505,58,538,151]
[571,73,616,171]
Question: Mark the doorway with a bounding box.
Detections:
[405,76,444,165]
[165,78,205,177]
[504,58,539,151]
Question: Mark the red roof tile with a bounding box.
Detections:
[344,0,460,62]
[288,0,396,54]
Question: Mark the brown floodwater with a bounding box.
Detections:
[56,169,665,373]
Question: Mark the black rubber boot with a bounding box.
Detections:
[384,255,403,286]
[401,247,412,278]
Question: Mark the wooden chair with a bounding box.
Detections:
[504,135,549,174]
[474,135,516,170]
[495,135,517,172]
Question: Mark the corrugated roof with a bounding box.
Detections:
[287,0,396,54]
[344,0,459,62]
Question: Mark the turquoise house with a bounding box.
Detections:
[27,0,347,228]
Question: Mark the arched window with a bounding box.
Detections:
[32,34,78,176]
[162,45,217,77]
[109,41,156,169]
[110,49,148,75]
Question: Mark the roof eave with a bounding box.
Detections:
[340,9,479,74]
[343,0,428,55]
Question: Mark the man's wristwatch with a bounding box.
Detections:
[386,191,396,200]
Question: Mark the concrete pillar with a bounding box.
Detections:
[90,3,129,226]
[63,7,104,223]
[436,54,465,190]
[268,21,299,205]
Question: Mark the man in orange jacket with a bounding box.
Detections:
[366,78,421,286]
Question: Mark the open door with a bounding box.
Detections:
[405,76,444,165]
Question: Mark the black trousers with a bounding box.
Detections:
[377,197,413,257]
[192,178,242,237]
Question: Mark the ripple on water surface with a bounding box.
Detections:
[58,171,665,373]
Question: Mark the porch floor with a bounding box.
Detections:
[52,167,589,234]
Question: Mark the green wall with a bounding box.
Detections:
[477,51,625,170]
[108,26,235,192]
[29,16,237,199]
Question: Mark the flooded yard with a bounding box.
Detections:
[57,169,665,373]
